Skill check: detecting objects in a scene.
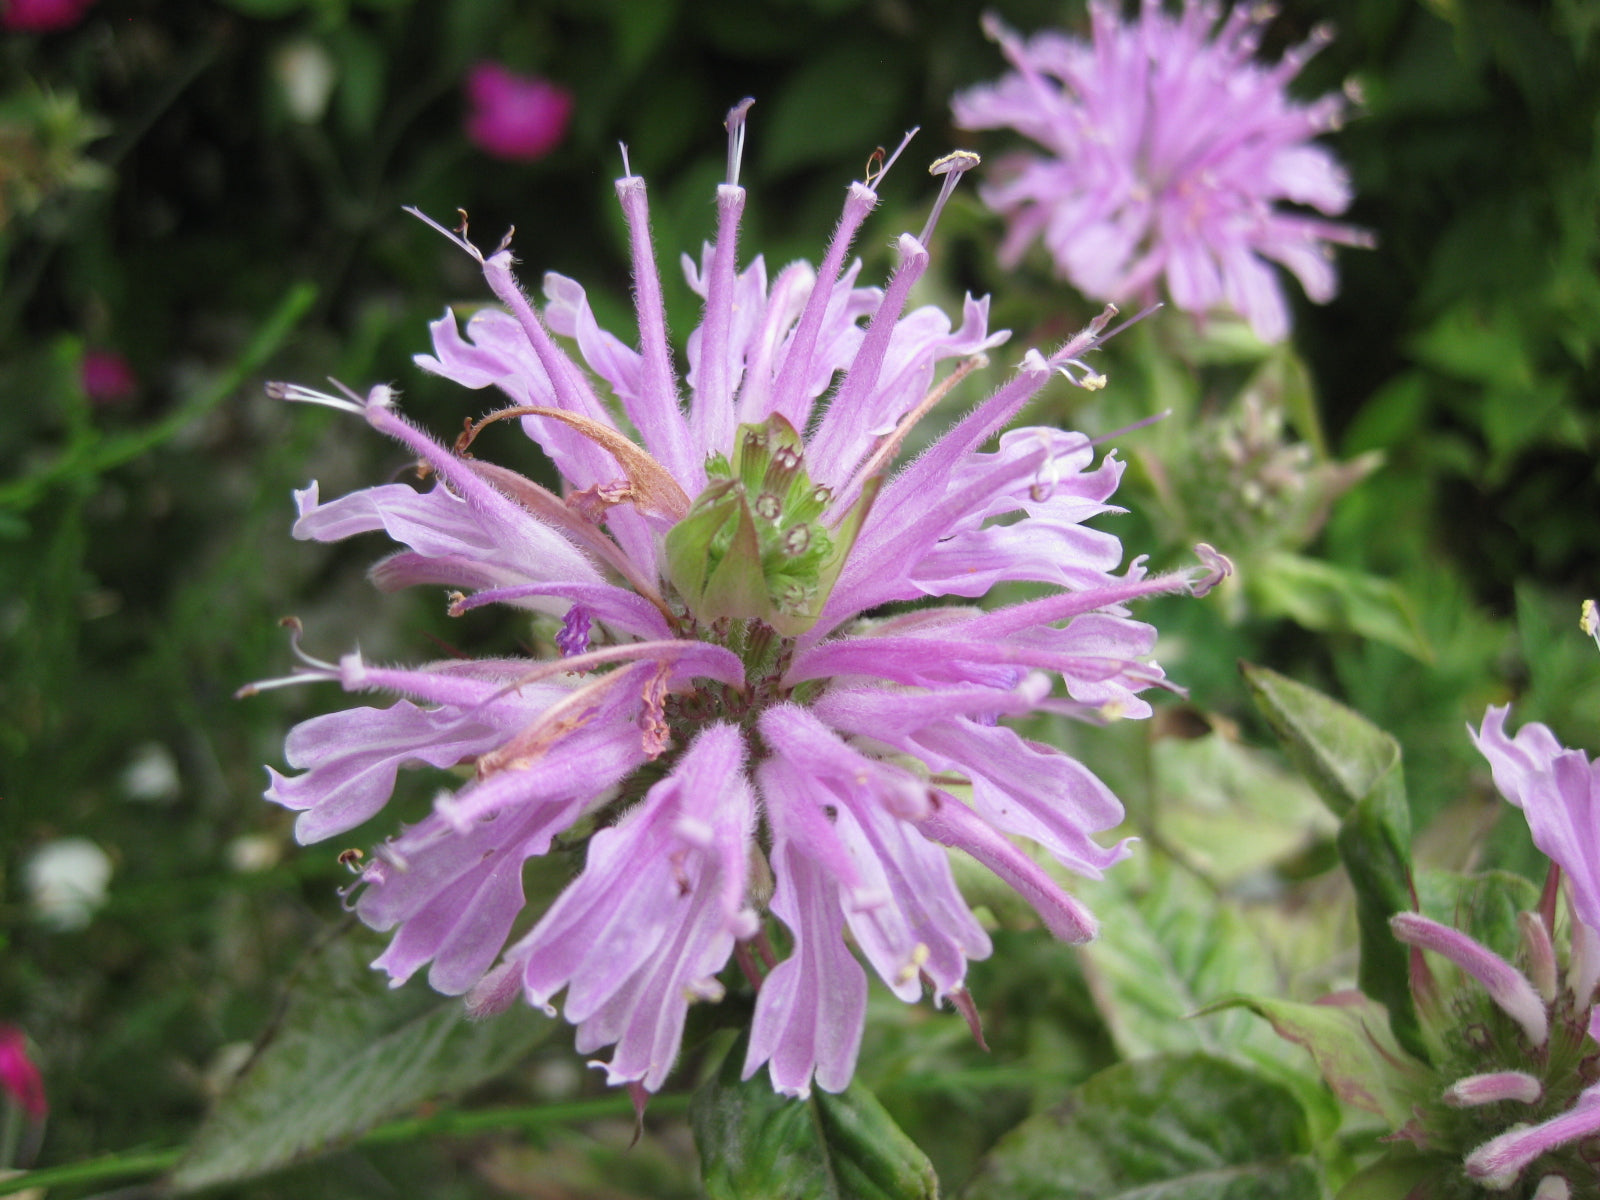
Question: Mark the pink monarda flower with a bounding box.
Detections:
[951,1,1373,343]
[0,1025,45,1122]
[250,101,1226,1098]
[463,61,573,163]
[1,0,93,32]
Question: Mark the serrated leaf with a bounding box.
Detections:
[1245,552,1432,661]
[1202,993,1425,1128]
[960,1053,1322,1200]
[691,1034,938,1200]
[1242,665,1423,1061]
[168,927,553,1192]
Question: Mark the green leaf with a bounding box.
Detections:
[167,927,554,1192]
[1244,552,1432,661]
[1242,665,1422,1061]
[960,1053,1322,1200]
[1201,993,1426,1129]
[1149,730,1337,888]
[1333,1148,1443,1200]
[1075,856,1343,1146]
[213,0,306,14]
[760,41,905,177]
[692,1034,939,1200]
[1076,858,1287,1063]
[1239,664,1405,825]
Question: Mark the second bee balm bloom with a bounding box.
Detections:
[254,102,1225,1097]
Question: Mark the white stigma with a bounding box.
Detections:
[264,380,369,416]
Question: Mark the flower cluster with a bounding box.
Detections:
[951,1,1371,342]
[254,103,1224,1097]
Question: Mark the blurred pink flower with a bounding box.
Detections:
[0,1025,46,1121]
[952,1,1371,342]
[1,0,93,32]
[81,349,136,405]
[463,62,573,163]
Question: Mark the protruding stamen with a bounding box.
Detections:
[867,126,919,193]
[234,616,341,696]
[233,669,337,698]
[1583,598,1600,651]
[1090,409,1171,448]
[403,205,485,264]
[618,141,632,178]
[1189,544,1234,598]
[724,97,755,186]
[1056,361,1107,390]
[919,150,980,244]
[1046,301,1149,391]
[1101,301,1163,341]
[280,616,335,671]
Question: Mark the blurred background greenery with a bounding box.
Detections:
[2,0,1598,1195]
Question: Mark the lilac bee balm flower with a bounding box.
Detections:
[252,102,1226,1097]
[952,2,1372,342]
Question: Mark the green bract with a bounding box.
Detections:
[664,414,874,636]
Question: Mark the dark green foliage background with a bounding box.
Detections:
[2,0,1598,1194]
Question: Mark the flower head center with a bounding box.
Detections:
[663,413,865,637]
